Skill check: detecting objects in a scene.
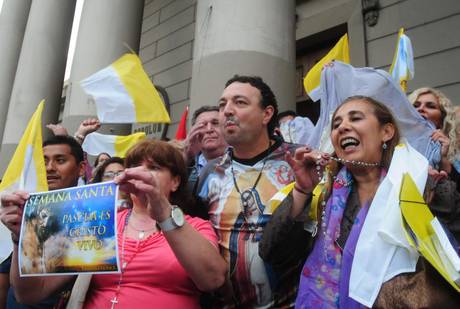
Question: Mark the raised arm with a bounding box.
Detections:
[183,121,206,164]
[0,192,74,304]
[73,118,101,145]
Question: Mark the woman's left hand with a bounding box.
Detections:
[431,129,450,157]
[114,166,171,222]
[431,130,453,173]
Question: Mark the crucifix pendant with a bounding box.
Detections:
[138,231,145,239]
[110,296,119,309]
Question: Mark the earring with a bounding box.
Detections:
[382,142,387,150]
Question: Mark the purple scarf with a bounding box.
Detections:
[295,167,371,309]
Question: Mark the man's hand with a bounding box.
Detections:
[75,118,101,139]
[0,191,29,240]
[46,124,69,136]
[184,122,206,161]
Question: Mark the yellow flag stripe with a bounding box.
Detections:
[0,100,48,193]
[303,33,350,97]
[400,173,460,292]
[114,132,146,157]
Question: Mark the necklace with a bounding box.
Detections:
[314,153,379,184]
[330,156,380,167]
[230,142,270,216]
[128,220,157,239]
[110,209,144,308]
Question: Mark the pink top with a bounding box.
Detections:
[84,209,218,309]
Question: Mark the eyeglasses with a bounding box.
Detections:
[102,170,124,180]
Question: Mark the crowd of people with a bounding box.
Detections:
[0,64,459,308]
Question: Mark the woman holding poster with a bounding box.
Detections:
[0,140,227,309]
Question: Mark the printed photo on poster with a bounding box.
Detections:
[18,182,120,276]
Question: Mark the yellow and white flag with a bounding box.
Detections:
[268,182,295,213]
[80,53,171,124]
[303,33,350,101]
[389,28,414,92]
[0,100,48,262]
[82,132,146,158]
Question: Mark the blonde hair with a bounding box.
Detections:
[408,87,458,162]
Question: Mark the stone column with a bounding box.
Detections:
[190,0,296,116]
[61,0,144,136]
[0,0,32,144]
[0,0,76,175]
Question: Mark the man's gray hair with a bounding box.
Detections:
[191,105,219,125]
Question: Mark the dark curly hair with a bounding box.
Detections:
[225,75,278,137]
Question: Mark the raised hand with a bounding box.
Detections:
[184,122,206,161]
[75,118,101,139]
[431,129,453,173]
[46,123,69,136]
[431,129,450,157]
[114,166,172,222]
[285,146,330,194]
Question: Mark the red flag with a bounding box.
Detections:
[175,105,189,140]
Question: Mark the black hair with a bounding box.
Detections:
[92,157,124,183]
[94,152,111,167]
[191,106,219,126]
[225,75,278,136]
[277,110,297,126]
[43,135,84,163]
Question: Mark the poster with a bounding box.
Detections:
[18,182,120,276]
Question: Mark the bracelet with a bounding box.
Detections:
[74,133,85,141]
[294,184,310,196]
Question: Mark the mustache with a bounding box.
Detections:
[224,116,239,126]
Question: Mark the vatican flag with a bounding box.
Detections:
[82,132,146,158]
[0,100,48,262]
[400,173,460,292]
[303,33,350,101]
[389,28,414,92]
[80,53,171,124]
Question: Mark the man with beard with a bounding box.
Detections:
[0,135,85,308]
[196,76,309,308]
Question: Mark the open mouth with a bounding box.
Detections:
[340,137,360,151]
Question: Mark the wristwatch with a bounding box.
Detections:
[158,205,185,232]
